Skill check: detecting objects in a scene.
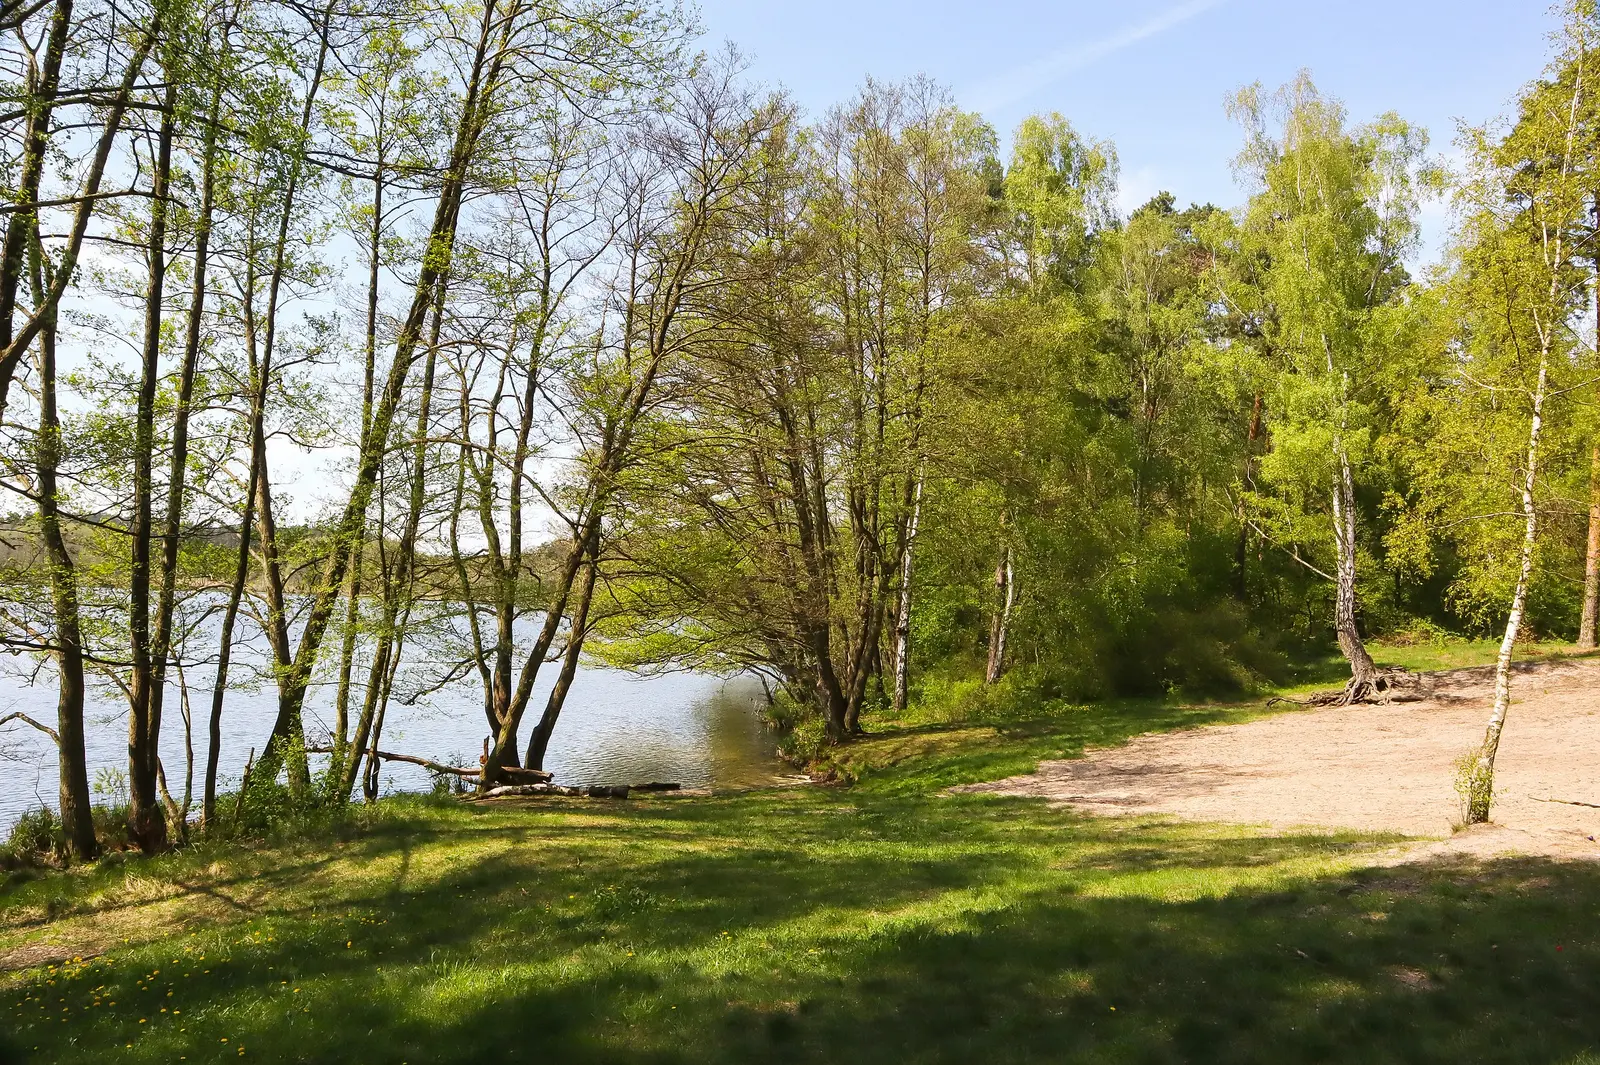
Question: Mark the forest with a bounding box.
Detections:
[0,0,1594,866]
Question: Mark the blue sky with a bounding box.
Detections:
[696,0,1554,250]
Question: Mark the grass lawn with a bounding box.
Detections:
[5,659,1600,1065]
[1368,637,1586,674]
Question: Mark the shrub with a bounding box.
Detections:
[1,806,65,869]
[1454,745,1495,825]
[427,753,473,796]
[1381,618,1461,648]
[91,802,132,851]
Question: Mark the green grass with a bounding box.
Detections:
[1250,637,1587,696]
[825,697,1285,795]
[4,659,1600,1065]
[1368,637,1585,674]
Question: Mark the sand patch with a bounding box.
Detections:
[959,657,1600,861]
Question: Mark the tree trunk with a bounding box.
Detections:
[29,236,94,860]
[148,59,221,829]
[328,153,384,795]
[842,597,882,734]
[1469,357,1548,824]
[270,6,509,770]
[249,3,337,795]
[524,535,600,770]
[250,447,305,791]
[1580,443,1600,650]
[1235,391,1263,600]
[481,99,737,779]
[126,85,176,854]
[362,633,407,803]
[479,516,599,785]
[814,632,850,742]
[336,279,446,803]
[0,0,69,369]
[203,405,260,828]
[1331,446,1382,703]
[342,610,396,802]
[891,468,922,713]
[0,11,158,419]
[1582,190,1600,649]
[985,545,1014,685]
[156,668,193,844]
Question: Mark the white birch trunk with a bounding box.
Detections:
[891,471,923,713]
[1582,194,1600,649]
[985,545,1015,685]
[1331,442,1380,701]
[1471,355,1549,822]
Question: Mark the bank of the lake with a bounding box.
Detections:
[0,659,785,833]
[4,652,1599,1065]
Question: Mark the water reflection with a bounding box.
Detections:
[0,659,786,831]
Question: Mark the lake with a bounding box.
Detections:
[0,624,786,833]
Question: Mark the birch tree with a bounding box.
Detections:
[1229,74,1433,704]
[1447,2,1599,821]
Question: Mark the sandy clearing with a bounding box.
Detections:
[959,656,1600,862]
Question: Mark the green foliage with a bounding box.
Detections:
[1386,9,1600,644]
[1454,745,1496,825]
[0,807,65,870]
[1,787,141,875]
[1004,112,1118,289]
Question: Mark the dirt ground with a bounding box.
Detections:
[960,656,1600,862]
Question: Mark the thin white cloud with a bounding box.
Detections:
[964,0,1228,115]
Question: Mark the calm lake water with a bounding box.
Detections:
[0,619,785,833]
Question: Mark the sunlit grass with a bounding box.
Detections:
[6,644,1600,1064]
[4,788,1599,1064]
[1369,637,1589,673]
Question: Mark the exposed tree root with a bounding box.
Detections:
[1289,668,1430,708]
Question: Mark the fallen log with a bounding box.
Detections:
[629,782,682,792]
[303,746,550,784]
[468,783,587,800]
[497,765,555,784]
[464,782,632,801]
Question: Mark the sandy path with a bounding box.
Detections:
[959,657,1600,861]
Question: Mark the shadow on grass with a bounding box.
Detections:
[834,697,1293,796]
[5,792,1599,1065]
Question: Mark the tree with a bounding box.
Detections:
[477,57,778,783]
[588,80,993,743]
[1228,73,1434,703]
[1442,1,1600,821]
